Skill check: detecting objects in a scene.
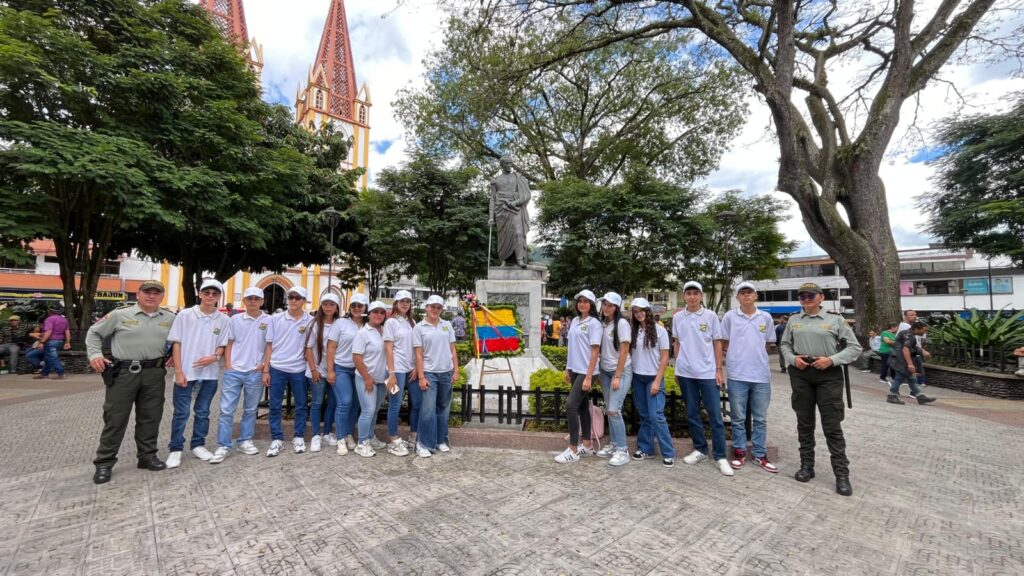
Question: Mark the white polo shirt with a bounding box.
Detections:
[412,319,457,373]
[599,318,632,373]
[720,308,775,383]
[266,311,313,373]
[383,317,415,373]
[631,323,670,376]
[168,306,230,381]
[567,316,602,375]
[352,324,387,382]
[327,317,361,368]
[304,321,332,378]
[672,307,722,380]
[226,311,269,373]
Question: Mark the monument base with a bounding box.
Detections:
[475,265,547,358]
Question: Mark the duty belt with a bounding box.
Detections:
[112,358,166,373]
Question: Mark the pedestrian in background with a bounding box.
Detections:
[28,304,71,379]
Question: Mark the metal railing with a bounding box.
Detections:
[928,342,1023,374]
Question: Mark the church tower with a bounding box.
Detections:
[295,0,372,190]
[199,0,264,81]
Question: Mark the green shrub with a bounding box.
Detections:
[541,346,567,370]
[928,309,1024,347]
[455,342,474,367]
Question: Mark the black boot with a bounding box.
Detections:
[886,394,905,405]
[137,456,167,471]
[915,394,936,405]
[794,465,815,483]
[93,466,112,484]
[836,476,853,496]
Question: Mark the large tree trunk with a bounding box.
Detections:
[180,261,199,308]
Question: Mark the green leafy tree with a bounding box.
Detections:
[536,168,705,296]
[395,11,747,185]
[922,96,1024,266]
[459,0,1012,336]
[337,189,408,300]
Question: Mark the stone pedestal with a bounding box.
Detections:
[474,265,546,358]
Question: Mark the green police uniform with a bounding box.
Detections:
[779,304,861,478]
[86,303,175,467]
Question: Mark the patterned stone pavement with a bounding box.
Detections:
[0,368,1022,576]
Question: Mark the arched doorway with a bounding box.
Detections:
[263,284,286,313]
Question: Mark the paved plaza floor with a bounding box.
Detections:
[0,366,1022,575]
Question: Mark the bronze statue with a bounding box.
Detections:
[488,155,531,268]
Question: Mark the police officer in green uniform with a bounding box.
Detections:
[86,280,176,484]
[779,282,862,496]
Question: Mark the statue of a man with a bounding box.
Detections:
[488,155,531,268]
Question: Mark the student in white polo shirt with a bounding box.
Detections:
[166,278,230,469]
[673,281,732,476]
[628,297,674,467]
[352,301,389,457]
[210,287,270,464]
[554,289,602,464]
[263,286,313,457]
[720,281,778,473]
[383,290,416,457]
[326,293,369,455]
[304,294,340,453]
[412,294,459,457]
[595,292,632,466]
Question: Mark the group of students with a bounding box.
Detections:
[555,280,779,478]
[165,279,459,469]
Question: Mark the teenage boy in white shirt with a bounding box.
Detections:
[673,281,732,476]
[720,282,778,473]
[263,286,313,457]
[166,279,230,469]
[210,287,269,464]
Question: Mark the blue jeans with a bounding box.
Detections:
[678,376,726,460]
[417,371,453,450]
[217,370,262,448]
[879,353,891,380]
[331,365,359,439]
[27,340,64,376]
[631,373,674,458]
[407,375,423,434]
[386,371,409,437]
[355,373,386,442]
[727,379,771,458]
[269,367,308,441]
[890,370,922,397]
[599,366,632,449]
[169,379,218,451]
[308,377,336,436]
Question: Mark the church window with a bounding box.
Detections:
[314,90,324,109]
[358,105,367,124]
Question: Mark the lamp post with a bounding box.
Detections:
[321,207,341,292]
[717,210,738,311]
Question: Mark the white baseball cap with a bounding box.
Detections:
[682,281,703,293]
[199,278,224,294]
[394,289,413,301]
[599,292,622,307]
[349,293,369,307]
[425,294,445,307]
[367,300,387,313]
[630,297,651,309]
[243,287,263,299]
[573,289,597,304]
[735,281,757,293]
[321,293,340,306]
[288,286,309,301]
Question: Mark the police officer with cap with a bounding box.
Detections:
[86,280,176,484]
[779,282,861,496]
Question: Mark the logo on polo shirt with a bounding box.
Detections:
[298,326,307,334]
[122,319,139,326]
[213,328,222,335]
[159,320,171,328]
[759,324,767,333]
[442,326,449,332]
[699,323,708,332]
[581,325,589,333]
[259,323,267,330]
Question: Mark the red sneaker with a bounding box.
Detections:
[756,456,778,473]
[729,450,745,469]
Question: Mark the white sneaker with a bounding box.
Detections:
[717,458,735,476]
[166,451,182,469]
[554,448,579,464]
[237,440,259,455]
[191,446,213,461]
[325,433,338,446]
[369,437,386,450]
[336,441,348,455]
[437,442,450,453]
[596,444,616,458]
[609,450,630,467]
[416,442,432,458]
[310,435,321,453]
[293,437,306,453]
[354,441,375,458]
[387,440,409,457]
[682,450,708,465]
[576,444,596,457]
[209,447,229,464]
[266,439,283,457]
[344,435,356,450]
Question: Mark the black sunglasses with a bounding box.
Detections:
[797,293,818,301]
[287,295,304,301]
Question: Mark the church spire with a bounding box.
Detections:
[312,0,358,121]
[199,0,263,80]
